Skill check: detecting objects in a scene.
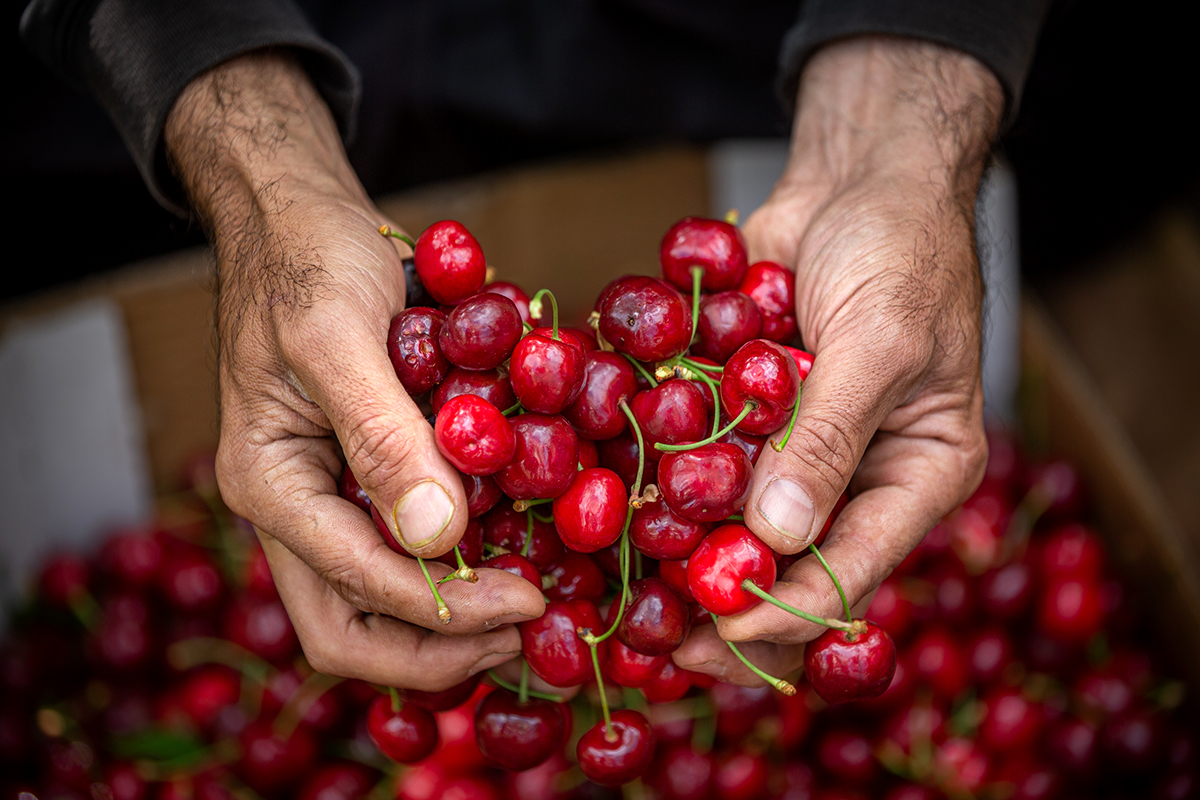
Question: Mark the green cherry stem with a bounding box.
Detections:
[770,382,804,453]
[809,543,853,625]
[389,686,401,713]
[486,668,564,703]
[518,659,530,703]
[502,401,523,417]
[689,266,703,345]
[622,353,659,388]
[587,518,634,646]
[513,497,553,511]
[588,640,617,741]
[709,613,796,695]
[679,357,723,373]
[416,557,452,624]
[531,510,554,524]
[655,402,756,452]
[528,289,561,340]
[437,547,479,585]
[679,366,722,439]
[618,399,647,502]
[739,580,856,632]
[378,225,416,249]
[522,510,534,558]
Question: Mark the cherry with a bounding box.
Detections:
[481,504,565,571]
[596,430,642,489]
[1026,459,1085,520]
[576,709,657,787]
[438,292,523,370]
[483,280,531,323]
[397,674,482,712]
[509,327,586,414]
[979,687,1043,753]
[965,626,1017,685]
[97,527,163,588]
[603,638,668,688]
[597,276,693,362]
[432,367,517,414]
[657,558,695,602]
[991,758,1062,800]
[818,728,877,786]
[519,599,602,687]
[711,682,775,739]
[907,626,969,701]
[630,379,710,459]
[495,413,579,500]
[659,442,753,523]
[460,472,502,518]
[1102,708,1164,774]
[933,737,991,796]
[338,465,372,514]
[659,216,748,292]
[100,761,149,800]
[551,468,627,553]
[1074,666,1136,717]
[639,659,693,703]
[261,668,342,732]
[412,220,487,304]
[720,339,800,435]
[651,743,714,800]
[805,620,896,704]
[159,549,224,613]
[615,578,692,657]
[738,260,797,342]
[865,579,913,642]
[236,717,318,794]
[434,394,516,475]
[297,762,375,800]
[222,594,299,663]
[1045,716,1099,776]
[474,689,567,771]
[630,500,709,561]
[693,291,763,364]
[388,307,451,395]
[432,695,490,770]
[686,523,775,615]
[242,546,278,597]
[979,560,1035,620]
[1036,522,1105,581]
[1037,576,1105,642]
[177,665,241,733]
[577,437,600,469]
[366,694,439,763]
[713,749,770,800]
[565,351,638,440]
[37,552,90,607]
[542,551,606,602]
[926,557,976,625]
[718,415,768,464]
[480,553,543,590]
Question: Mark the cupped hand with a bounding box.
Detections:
[165,52,544,690]
[675,37,1004,684]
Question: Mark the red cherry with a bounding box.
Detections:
[413,220,486,304]
[431,367,517,414]
[660,216,749,292]
[630,379,710,460]
[711,682,775,739]
[519,599,602,687]
[542,551,606,602]
[159,549,224,613]
[509,328,586,414]
[907,626,969,701]
[474,689,567,771]
[495,413,579,500]
[603,638,668,688]
[818,728,877,786]
[805,621,897,704]
[552,468,627,553]
[713,749,770,800]
[100,762,149,800]
[979,560,1035,620]
[659,442,753,523]
[565,351,638,440]
[222,595,299,664]
[865,579,914,642]
[434,394,516,475]
[483,280,531,323]
[480,553,543,590]
[933,738,991,796]
[1045,716,1099,775]
[597,276,693,362]
[639,659,693,703]
[460,472,502,518]
[236,718,318,794]
[1037,576,1105,642]
[630,500,709,561]
[576,709,657,787]
[657,558,694,603]
[177,666,241,733]
[388,307,451,395]
[366,695,439,763]
[979,687,1044,753]
[650,743,714,800]
[1025,459,1085,519]
[97,527,163,588]
[438,292,524,370]
[37,552,90,607]
[397,674,482,712]
[297,762,375,800]
[719,340,800,435]
[615,578,692,657]
[738,260,797,342]
[686,523,775,616]
[1036,523,1105,582]
[966,626,1017,686]
[693,291,763,364]
[481,504,565,571]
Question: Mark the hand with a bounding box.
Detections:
[165,52,544,690]
[675,37,1002,684]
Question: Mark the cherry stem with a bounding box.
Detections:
[528,289,561,340]
[67,592,102,633]
[680,357,723,373]
[809,543,852,624]
[416,557,452,623]
[618,399,647,502]
[522,510,534,558]
[519,659,530,704]
[739,580,854,632]
[689,266,703,345]
[587,518,633,646]
[622,354,658,388]
[389,686,401,712]
[437,547,479,585]
[655,401,755,452]
[679,366,722,439]
[486,668,564,703]
[378,225,416,249]
[588,640,617,740]
[531,510,554,524]
[502,401,523,417]
[513,497,553,511]
[770,382,804,453]
[709,613,796,695]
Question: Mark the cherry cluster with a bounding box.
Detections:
[351,216,899,787]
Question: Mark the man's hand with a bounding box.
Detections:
[165,51,544,690]
[675,37,1002,684]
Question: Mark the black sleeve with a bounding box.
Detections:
[19,0,360,215]
[779,0,1052,128]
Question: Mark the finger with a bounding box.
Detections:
[672,624,805,689]
[261,533,526,690]
[721,429,982,644]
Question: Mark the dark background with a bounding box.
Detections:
[3,0,1198,302]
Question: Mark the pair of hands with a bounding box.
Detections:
[164,37,1001,692]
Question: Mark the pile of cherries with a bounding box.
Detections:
[1,217,1194,800]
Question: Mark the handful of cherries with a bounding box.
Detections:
[357,215,896,785]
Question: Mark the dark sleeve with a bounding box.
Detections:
[19,0,361,215]
[779,0,1052,128]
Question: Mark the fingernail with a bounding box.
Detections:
[485,612,538,629]
[757,478,815,544]
[468,650,520,676]
[393,480,455,548]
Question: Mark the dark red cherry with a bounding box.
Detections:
[738,260,797,342]
[434,394,516,475]
[438,293,523,370]
[711,682,775,739]
[616,578,691,657]
[686,524,775,616]
[720,340,800,435]
[1036,523,1105,582]
[519,599,602,687]
[597,276,693,362]
[714,749,770,800]
[717,416,768,465]
[97,527,163,588]
[979,687,1044,753]
[481,505,565,571]
[1025,460,1085,520]
[865,579,913,642]
[660,217,748,292]
[604,638,668,688]
[159,549,223,613]
[804,621,897,705]
[1102,709,1164,774]
[460,472,502,518]
[474,689,567,772]
[543,551,606,602]
[578,437,599,469]
[366,695,439,763]
[510,328,586,414]
[432,367,517,414]
[658,442,753,523]
[991,758,1062,800]
[552,468,627,553]
[818,729,877,786]
[576,709,657,787]
[693,291,763,364]
[480,553,543,589]
[651,743,714,800]
[100,761,150,800]
[630,500,709,560]
[222,594,299,664]
[630,379,710,460]
[597,430,642,489]
[1074,666,1135,717]
[338,466,372,514]
[388,307,451,395]
[1045,716,1099,776]
[1037,576,1105,642]
[933,738,991,796]
[483,281,531,323]
[236,717,318,794]
[565,351,638,440]
[966,626,1016,686]
[979,561,1034,620]
[640,659,694,703]
[413,220,486,304]
[296,762,374,800]
[495,414,579,500]
[657,558,694,603]
[907,626,969,701]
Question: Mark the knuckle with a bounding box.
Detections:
[340,410,423,493]
[789,411,860,496]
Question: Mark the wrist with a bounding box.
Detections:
[781,37,1003,199]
